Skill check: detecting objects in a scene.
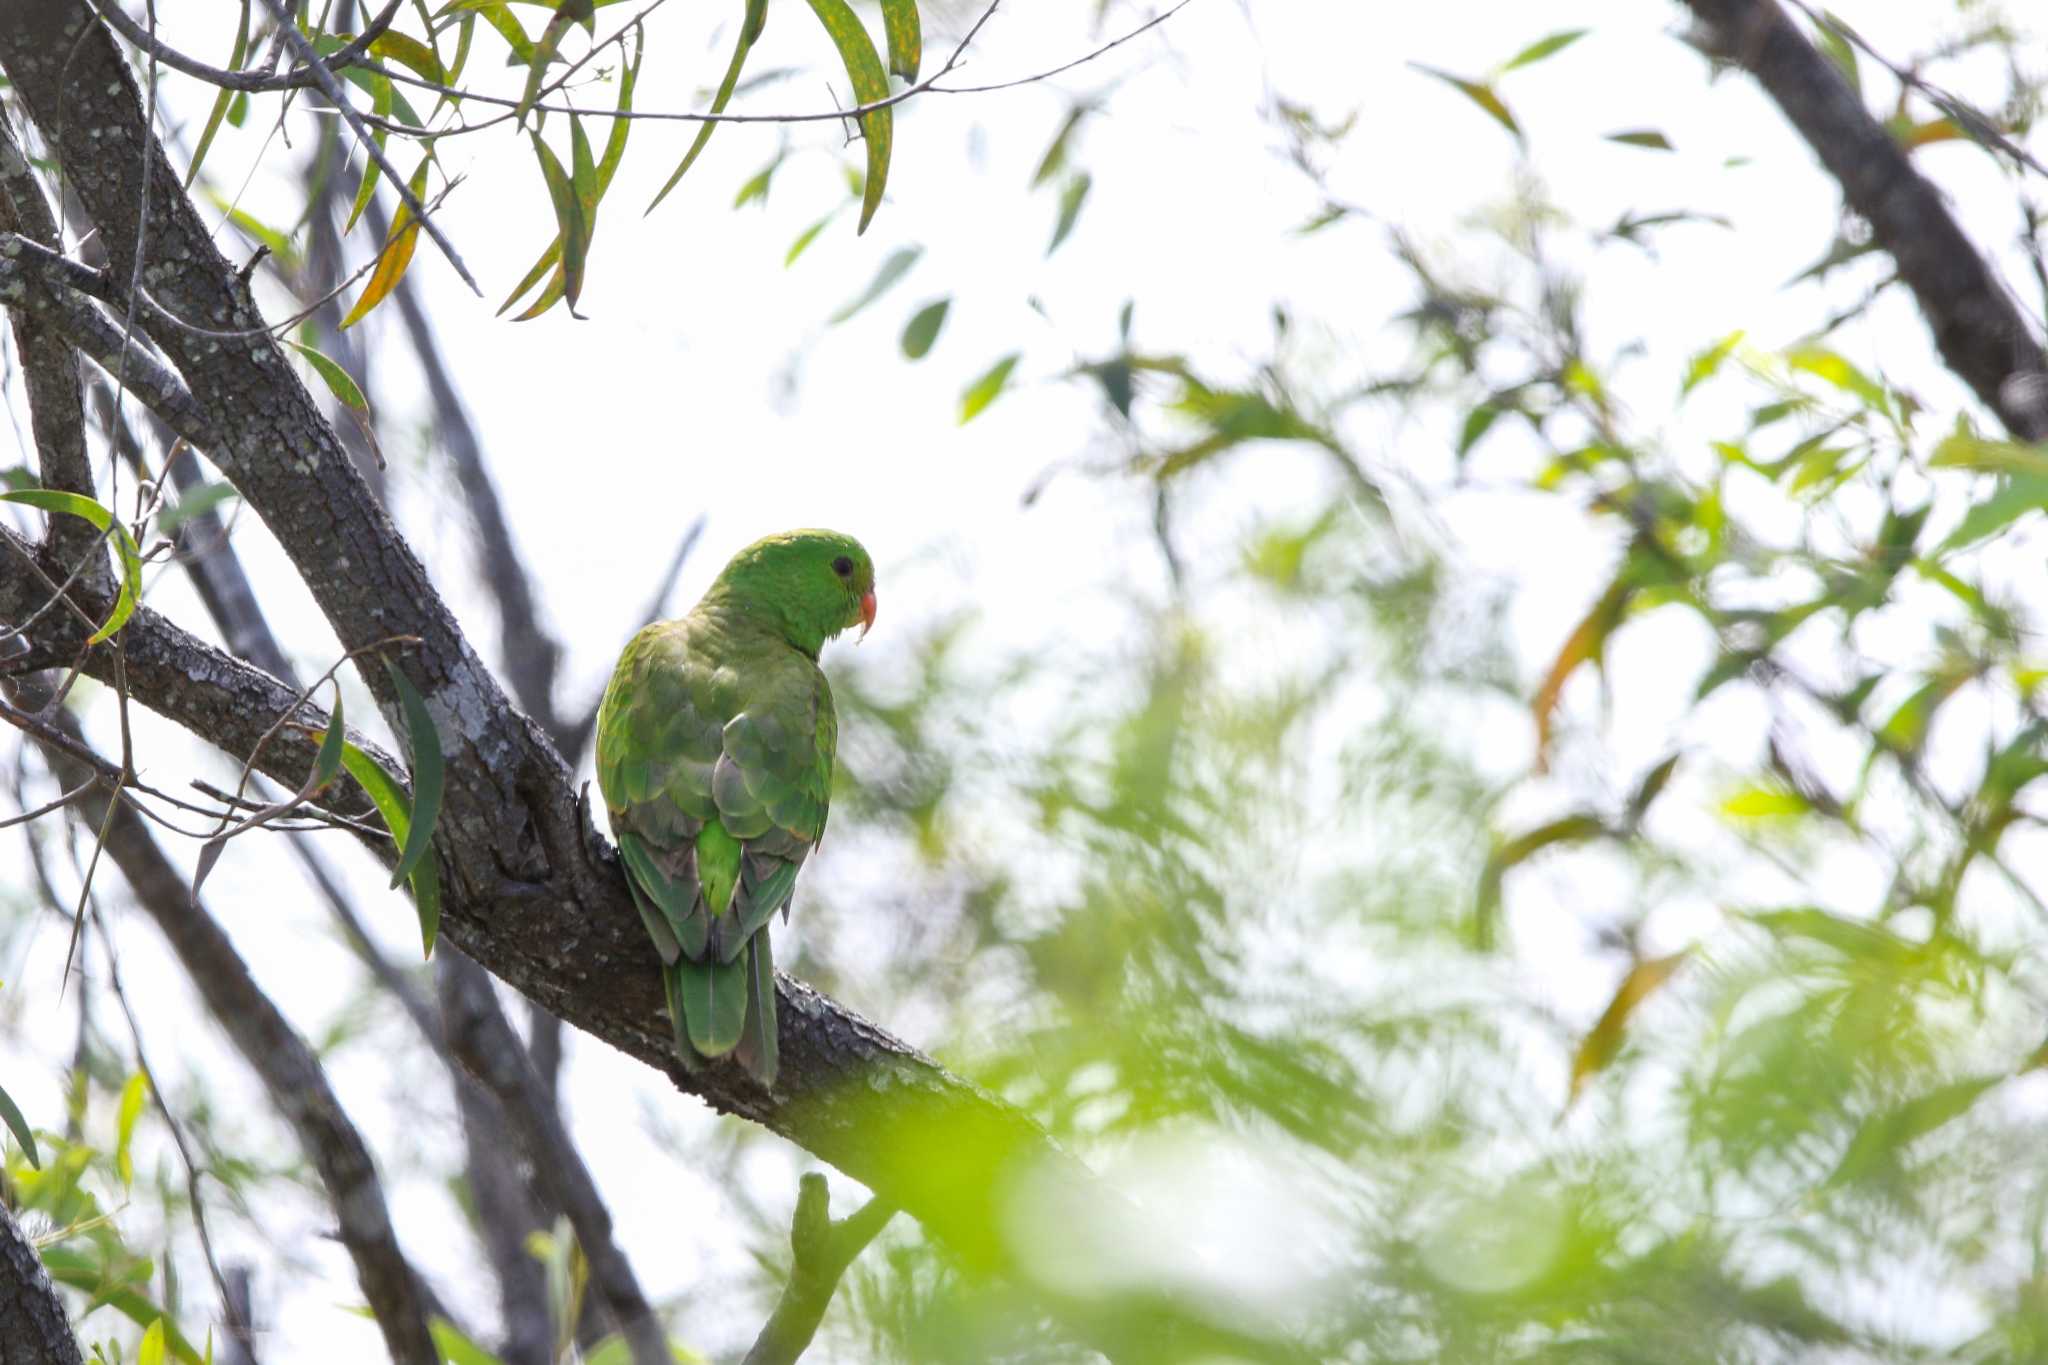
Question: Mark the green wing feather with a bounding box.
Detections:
[596,613,836,1088]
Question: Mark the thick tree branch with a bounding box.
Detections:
[0,118,101,573]
[19,681,441,1365]
[1678,0,2048,438]
[743,1175,894,1365]
[0,1198,86,1365]
[0,11,1266,1361]
[438,952,669,1365]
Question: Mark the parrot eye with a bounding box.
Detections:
[831,555,854,578]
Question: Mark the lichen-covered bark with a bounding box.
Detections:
[0,1199,86,1365]
[0,0,1107,1300]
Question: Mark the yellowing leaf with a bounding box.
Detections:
[1410,64,1520,139]
[115,1071,147,1187]
[806,0,893,232]
[340,158,431,328]
[879,0,921,81]
[1531,578,1631,768]
[960,353,1019,424]
[1568,951,1686,1104]
[1719,784,1809,820]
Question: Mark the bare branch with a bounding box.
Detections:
[85,0,406,94]
[20,682,444,1365]
[438,951,670,1365]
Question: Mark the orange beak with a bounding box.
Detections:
[858,590,877,641]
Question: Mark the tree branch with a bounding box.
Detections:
[437,952,670,1365]
[742,1175,894,1365]
[0,10,1267,1360]
[17,679,442,1365]
[0,1198,86,1365]
[1678,0,2048,438]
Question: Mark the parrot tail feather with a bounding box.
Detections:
[734,930,779,1089]
[662,964,706,1072]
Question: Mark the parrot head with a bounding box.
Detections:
[709,529,877,657]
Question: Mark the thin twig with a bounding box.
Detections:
[89,900,237,1319]
[252,0,482,296]
[86,0,405,95]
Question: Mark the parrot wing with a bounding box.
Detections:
[597,616,837,1088]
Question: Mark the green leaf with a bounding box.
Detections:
[114,1072,146,1188]
[784,210,837,266]
[284,341,368,411]
[1606,129,1673,150]
[879,0,921,81]
[959,353,1020,424]
[430,1317,507,1365]
[646,0,766,213]
[829,245,921,324]
[1457,403,1502,457]
[1930,432,2048,478]
[139,1319,167,1365]
[1048,172,1090,255]
[156,482,239,538]
[39,1249,203,1364]
[334,741,442,958]
[1681,329,1744,396]
[900,297,949,359]
[733,155,778,208]
[1411,64,1520,138]
[1500,28,1587,71]
[340,157,431,329]
[529,130,591,312]
[1031,104,1091,187]
[184,0,252,190]
[0,1079,37,1170]
[0,489,144,645]
[805,0,893,232]
[1939,473,2048,552]
[382,663,445,919]
[367,30,447,83]
[312,684,348,793]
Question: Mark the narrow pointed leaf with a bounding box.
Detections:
[184,0,252,190]
[959,353,1019,424]
[879,0,921,80]
[805,0,893,232]
[1501,28,1587,71]
[785,210,838,266]
[1048,172,1090,255]
[284,341,368,411]
[115,1072,146,1187]
[1410,64,1520,138]
[340,158,431,329]
[0,1079,37,1170]
[0,489,144,644]
[829,245,920,324]
[383,662,445,906]
[647,0,766,213]
[1567,952,1686,1103]
[335,740,442,957]
[900,297,948,358]
[344,74,395,233]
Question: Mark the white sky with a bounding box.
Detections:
[4,0,2045,1358]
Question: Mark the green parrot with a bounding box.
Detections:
[595,529,877,1089]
